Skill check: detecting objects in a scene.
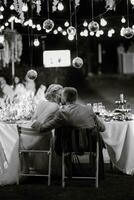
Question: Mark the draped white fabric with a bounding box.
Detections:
[0,123,19,185]
[101,120,134,175]
[1,120,134,185]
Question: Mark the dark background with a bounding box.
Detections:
[0,0,134,88]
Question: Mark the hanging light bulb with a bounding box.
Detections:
[26,69,38,80]
[37,24,41,31]
[43,19,54,32]
[83,20,88,27]
[72,57,83,68]
[53,29,58,34]
[62,30,67,36]
[64,21,69,27]
[67,26,76,36]
[0,14,3,19]
[120,27,125,36]
[96,31,100,37]
[57,2,64,11]
[88,21,99,32]
[90,31,94,36]
[68,34,74,41]
[130,0,134,6]
[121,16,126,23]
[10,5,14,10]
[122,27,134,39]
[34,38,40,47]
[57,26,62,32]
[0,6,4,12]
[83,29,88,37]
[22,3,28,12]
[28,19,33,27]
[100,18,107,27]
[5,22,9,27]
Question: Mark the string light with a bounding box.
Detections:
[90,31,94,36]
[130,0,134,6]
[0,6,4,12]
[22,3,28,12]
[83,20,88,27]
[64,21,69,27]
[5,22,9,26]
[0,14,3,19]
[121,16,126,23]
[100,18,107,27]
[62,30,67,35]
[57,2,64,11]
[57,26,62,32]
[10,5,14,10]
[34,38,40,47]
[68,34,74,41]
[53,29,58,34]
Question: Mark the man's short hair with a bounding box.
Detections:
[62,87,78,103]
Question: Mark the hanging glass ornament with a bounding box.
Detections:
[88,21,99,32]
[72,57,83,68]
[122,27,134,39]
[67,26,76,36]
[26,69,38,80]
[43,19,54,32]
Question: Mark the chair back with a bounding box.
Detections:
[17,125,40,136]
[54,126,98,156]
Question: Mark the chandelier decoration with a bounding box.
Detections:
[122,0,134,39]
[26,69,38,80]
[75,0,80,7]
[72,0,83,68]
[88,0,99,33]
[4,0,7,6]
[52,0,60,12]
[105,0,116,11]
[43,0,54,32]
[13,0,24,23]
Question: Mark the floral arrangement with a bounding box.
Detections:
[0,28,23,67]
[105,0,116,11]
[13,0,24,22]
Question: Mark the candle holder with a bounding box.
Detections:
[115,94,127,110]
[115,100,127,110]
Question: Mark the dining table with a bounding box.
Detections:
[101,119,134,175]
[0,121,19,185]
[0,121,61,186]
[1,118,134,185]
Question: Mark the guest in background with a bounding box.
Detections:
[35,84,46,103]
[24,75,36,97]
[128,41,134,53]
[0,77,14,99]
[117,43,125,74]
[13,76,26,98]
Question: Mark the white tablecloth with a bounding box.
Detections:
[0,122,61,185]
[0,123,19,185]
[101,120,134,175]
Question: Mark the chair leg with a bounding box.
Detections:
[62,152,65,188]
[95,140,99,188]
[48,146,52,186]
